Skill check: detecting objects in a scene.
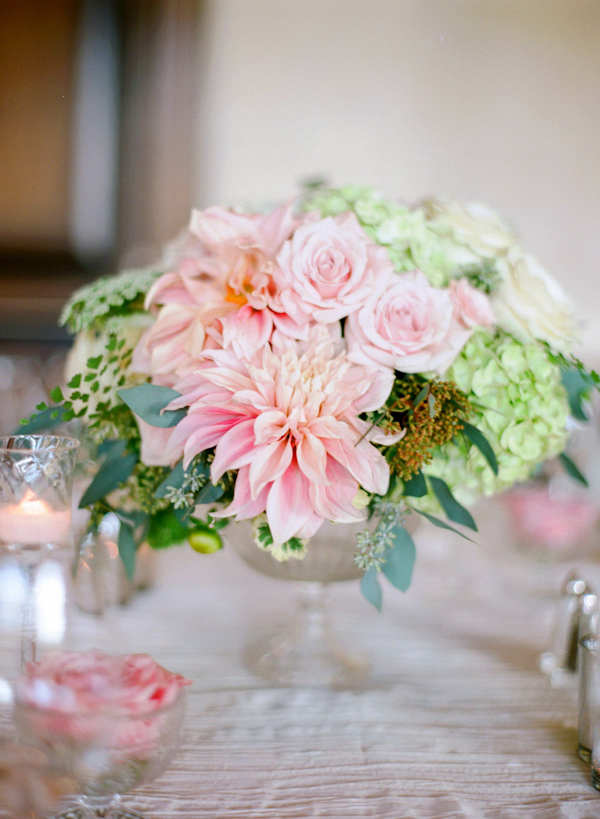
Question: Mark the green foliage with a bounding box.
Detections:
[253,517,305,560]
[411,509,477,543]
[460,421,498,475]
[117,384,187,429]
[78,442,138,507]
[560,364,599,422]
[117,521,137,582]
[147,508,190,550]
[429,476,477,531]
[558,452,589,488]
[360,567,382,611]
[59,267,162,333]
[380,525,416,592]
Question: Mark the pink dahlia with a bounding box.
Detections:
[162,329,399,545]
[135,203,305,384]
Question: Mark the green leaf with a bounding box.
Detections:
[413,384,429,408]
[117,521,136,581]
[87,355,103,370]
[79,449,138,507]
[16,406,67,434]
[403,470,427,498]
[50,386,64,403]
[195,482,224,504]
[360,566,382,611]
[154,462,185,498]
[461,421,498,475]
[559,452,589,488]
[561,366,595,421]
[381,525,416,592]
[117,384,187,428]
[428,393,436,419]
[67,374,81,389]
[412,509,477,543]
[429,476,477,531]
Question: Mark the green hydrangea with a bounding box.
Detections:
[410,332,570,513]
[60,267,162,334]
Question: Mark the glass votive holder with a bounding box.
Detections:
[580,635,600,764]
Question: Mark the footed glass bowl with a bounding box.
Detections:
[14,690,186,819]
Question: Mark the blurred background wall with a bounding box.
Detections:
[0,0,599,432]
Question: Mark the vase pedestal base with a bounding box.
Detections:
[246,582,369,689]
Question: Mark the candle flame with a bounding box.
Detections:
[19,490,52,516]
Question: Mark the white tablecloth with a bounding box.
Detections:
[73,505,600,819]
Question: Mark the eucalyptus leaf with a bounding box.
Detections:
[461,421,498,475]
[117,384,187,428]
[429,476,477,531]
[15,406,67,434]
[412,509,477,543]
[360,566,382,611]
[559,452,589,488]
[154,462,185,499]
[560,366,595,421]
[195,482,224,504]
[117,521,136,582]
[403,470,427,498]
[381,526,416,592]
[79,450,138,508]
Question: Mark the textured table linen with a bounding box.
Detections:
[80,508,600,819]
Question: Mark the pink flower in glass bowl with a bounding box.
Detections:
[14,650,190,800]
[345,270,490,375]
[275,213,394,325]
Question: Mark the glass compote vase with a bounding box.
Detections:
[0,435,79,672]
[226,518,377,689]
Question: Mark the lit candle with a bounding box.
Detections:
[0,491,71,547]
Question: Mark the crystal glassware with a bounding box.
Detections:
[0,435,79,671]
[227,515,417,688]
[14,687,186,819]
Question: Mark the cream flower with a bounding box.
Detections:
[492,250,578,352]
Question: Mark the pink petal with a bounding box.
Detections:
[211,418,257,481]
[266,461,314,545]
[213,466,269,520]
[248,440,293,499]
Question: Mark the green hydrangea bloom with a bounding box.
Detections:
[59,267,161,334]
[409,332,570,514]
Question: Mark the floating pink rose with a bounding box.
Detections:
[16,650,190,716]
[346,270,484,375]
[275,213,393,325]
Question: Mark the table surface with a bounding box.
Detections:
[68,504,600,819]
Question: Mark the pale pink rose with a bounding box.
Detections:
[162,327,395,545]
[449,278,494,330]
[346,270,476,375]
[275,213,393,324]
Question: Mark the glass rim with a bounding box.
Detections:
[14,686,186,720]
[0,434,80,454]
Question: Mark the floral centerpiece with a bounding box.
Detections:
[30,184,596,608]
